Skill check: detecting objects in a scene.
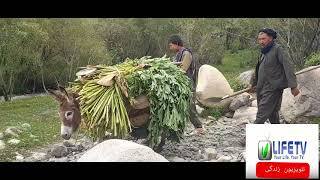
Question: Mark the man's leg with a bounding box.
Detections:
[269,111,280,124]
[268,90,283,124]
[255,90,282,124]
[190,92,202,128]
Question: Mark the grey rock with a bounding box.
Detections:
[50,145,68,158]
[67,143,85,152]
[225,112,234,118]
[223,147,236,153]
[15,155,24,161]
[281,67,320,123]
[63,140,75,147]
[196,105,204,115]
[237,70,254,86]
[76,144,85,151]
[229,93,251,111]
[233,106,258,123]
[239,152,246,161]
[204,148,217,160]
[29,152,48,161]
[0,132,4,140]
[53,157,68,162]
[171,157,187,162]
[20,123,31,131]
[205,120,216,127]
[4,127,21,138]
[236,118,250,126]
[251,100,257,107]
[48,158,56,162]
[78,139,168,162]
[0,140,5,150]
[238,137,246,147]
[48,157,68,162]
[217,155,233,162]
[7,138,21,145]
[79,137,94,148]
[222,141,229,147]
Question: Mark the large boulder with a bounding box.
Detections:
[229,93,251,111]
[280,66,320,123]
[196,64,234,108]
[233,106,258,124]
[77,139,168,162]
[237,70,254,86]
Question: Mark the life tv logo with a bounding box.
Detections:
[246,124,319,179]
[258,140,307,161]
[258,140,272,160]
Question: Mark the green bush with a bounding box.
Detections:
[200,106,225,119]
[305,53,320,67]
[229,77,247,92]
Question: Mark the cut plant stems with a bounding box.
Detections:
[70,56,192,148]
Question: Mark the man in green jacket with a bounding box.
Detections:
[250,28,300,124]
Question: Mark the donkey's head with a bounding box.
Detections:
[48,86,81,140]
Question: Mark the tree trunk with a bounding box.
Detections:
[33,78,36,94]
[1,85,10,101]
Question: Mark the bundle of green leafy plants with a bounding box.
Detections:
[70,56,192,148]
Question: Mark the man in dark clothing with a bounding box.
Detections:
[250,28,300,124]
[168,35,204,134]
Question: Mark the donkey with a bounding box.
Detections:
[48,86,81,140]
[48,86,167,152]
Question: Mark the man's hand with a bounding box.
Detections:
[248,85,257,93]
[291,87,300,97]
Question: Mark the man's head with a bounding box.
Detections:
[168,35,183,52]
[258,28,277,48]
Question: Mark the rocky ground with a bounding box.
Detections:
[15,115,248,162]
[10,111,319,162]
[158,117,246,162]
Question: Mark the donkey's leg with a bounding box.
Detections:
[154,133,166,152]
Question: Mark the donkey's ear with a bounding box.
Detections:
[72,92,80,102]
[48,89,67,103]
[58,85,70,99]
[72,92,80,99]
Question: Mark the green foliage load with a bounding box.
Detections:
[70,56,192,148]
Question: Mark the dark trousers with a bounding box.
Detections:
[254,89,283,124]
[190,81,202,128]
